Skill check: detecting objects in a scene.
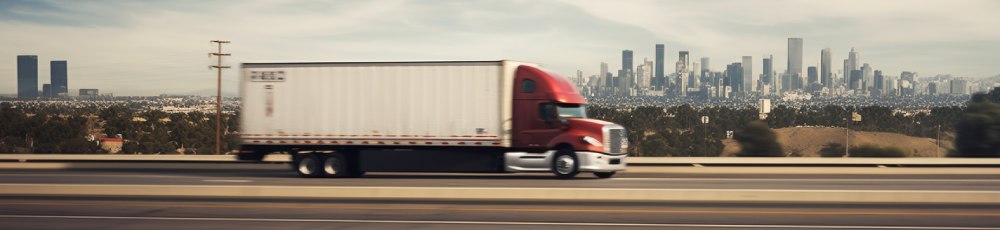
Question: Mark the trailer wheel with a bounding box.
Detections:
[294,153,323,178]
[320,153,351,178]
[551,148,579,179]
[593,171,616,178]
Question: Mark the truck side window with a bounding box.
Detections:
[539,103,555,123]
[522,79,536,93]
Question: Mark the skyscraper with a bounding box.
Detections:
[50,60,68,97]
[726,62,743,95]
[862,63,873,93]
[844,59,852,89]
[873,70,885,96]
[787,38,803,87]
[742,56,753,95]
[807,66,818,87]
[17,55,38,99]
[762,55,773,89]
[820,48,832,89]
[622,50,634,75]
[600,62,609,88]
[655,44,665,89]
[848,48,860,74]
[677,51,690,74]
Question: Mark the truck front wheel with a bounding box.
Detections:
[294,153,323,178]
[552,148,579,179]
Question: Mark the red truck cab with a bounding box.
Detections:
[507,65,628,178]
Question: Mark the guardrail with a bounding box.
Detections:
[2,154,999,167]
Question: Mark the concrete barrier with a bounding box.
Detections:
[2,183,998,204]
[2,154,999,166]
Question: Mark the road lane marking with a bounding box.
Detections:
[2,201,999,217]
[0,214,995,229]
[202,180,253,183]
[610,178,1000,183]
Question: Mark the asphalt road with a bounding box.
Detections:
[0,163,999,191]
[0,163,999,229]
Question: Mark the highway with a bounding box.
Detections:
[1,163,999,229]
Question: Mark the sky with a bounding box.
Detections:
[1,0,998,96]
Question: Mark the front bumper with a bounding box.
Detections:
[504,150,627,172]
[576,151,628,172]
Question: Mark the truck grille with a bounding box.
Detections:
[604,127,627,154]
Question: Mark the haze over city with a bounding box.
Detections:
[1,0,998,96]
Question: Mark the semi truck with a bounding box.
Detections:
[237,60,627,179]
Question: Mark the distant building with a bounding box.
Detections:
[600,62,608,88]
[821,48,832,89]
[850,70,863,93]
[51,60,68,97]
[762,55,773,89]
[787,38,803,83]
[848,48,860,74]
[79,88,99,96]
[17,55,38,99]
[862,63,873,93]
[726,62,743,95]
[805,66,822,91]
[873,70,885,96]
[655,44,665,89]
[742,56,753,96]
[621,50,634,75]
[42,84,52,98]
[951,78,969,95]
[677,51,690,74]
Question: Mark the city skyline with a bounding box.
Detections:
[1,0,998,96]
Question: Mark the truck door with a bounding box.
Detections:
[511,66,563,150]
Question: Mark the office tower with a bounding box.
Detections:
[655,44,665,89]
[576,70,583,87]
[17,55,38,99]
[951,78,968,95]
[622,50,634,75]
[42,84,52,98]
[900,71,917,82]
[787,38,803,84]
[742,56,753,95]
[844,59,851,89]
[862,63,873,92]
[726,62,743,95]
[691,62,701,88]
[873,70,886,96]
[820,48,832,89]
[807,66,818,86]
[700,57,711,84]
[642,58,656,89]
[600,62,608,88]
[51,60,68,97]
[850,70,863,92]
[848,48,860,73]
[762,55,773,85]
[677,51,690,73]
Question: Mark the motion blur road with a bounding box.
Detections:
[1,163,999,229]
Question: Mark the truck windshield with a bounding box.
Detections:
[557,104,587,119]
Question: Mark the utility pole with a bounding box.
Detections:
[209,40,231,155]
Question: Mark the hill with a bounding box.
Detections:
[720,127,951,157]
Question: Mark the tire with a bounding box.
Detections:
[551,148,579,179]
[293,153,323,178]
[320,153,350,178]
[594,171,616,179]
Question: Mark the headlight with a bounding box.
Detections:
[583,136,603,147]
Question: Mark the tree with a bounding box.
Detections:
[734,121,783,157]
[953,87,1000,157]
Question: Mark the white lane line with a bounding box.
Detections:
[202,180,253,183]
[0,214,994,229]
[611,178,1000,183]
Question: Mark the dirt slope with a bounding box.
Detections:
[720,127,950,157]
